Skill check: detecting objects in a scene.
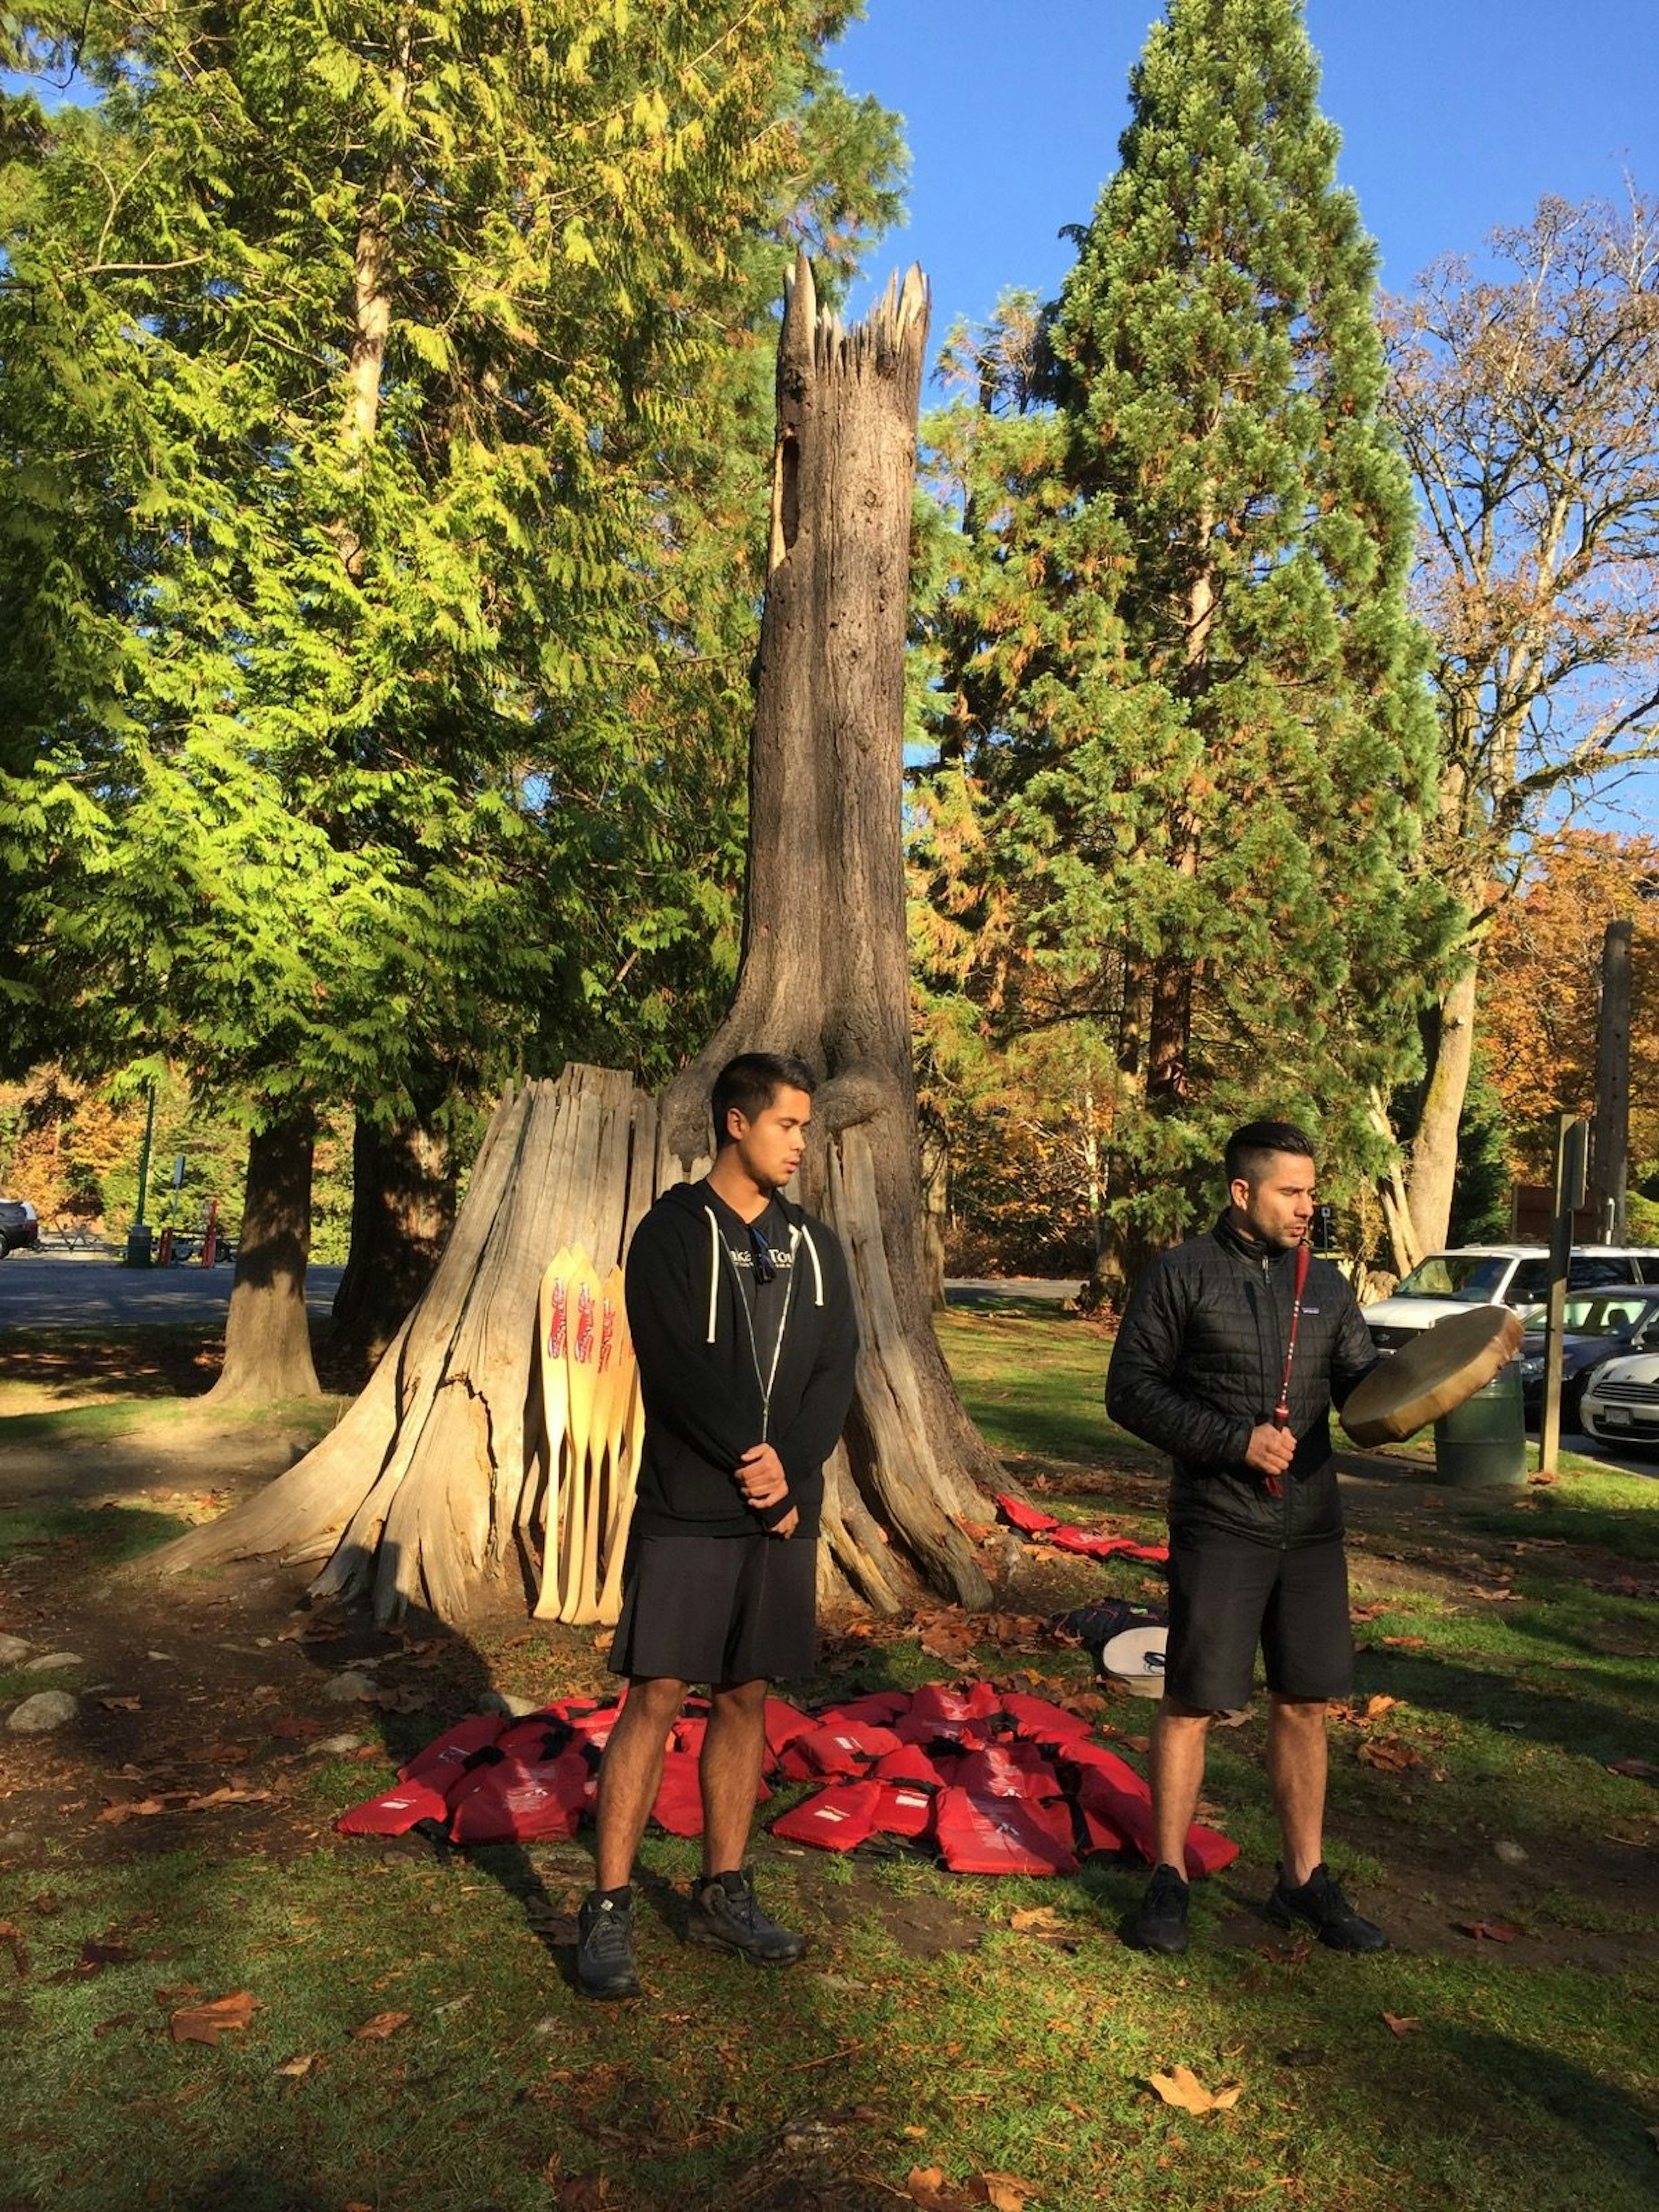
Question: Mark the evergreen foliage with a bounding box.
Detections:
[916,0,1449,1271]
[0,2,903,1119]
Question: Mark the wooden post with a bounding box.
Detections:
[1539,1114,1589,1477]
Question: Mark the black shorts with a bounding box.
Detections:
[608,1531,817,1686]
[1164,1526,1352,1712]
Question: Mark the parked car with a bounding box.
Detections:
[1513,1286,1659,1430]
[0,1198,40,1256]
[1362,1244,1659,1352]
[1580,1348,1659,1449]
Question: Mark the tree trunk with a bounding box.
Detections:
[1403,953,1481,1259]
[209,1114,321,1404]
[150,256,1004,1621]
[332,1106,454,1368]
[659,251,995,1610]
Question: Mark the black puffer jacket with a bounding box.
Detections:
[1106,1214,1376,1544]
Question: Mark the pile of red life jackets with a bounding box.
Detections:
[995,1491,1170,1567]
[337,1680,1236,1882]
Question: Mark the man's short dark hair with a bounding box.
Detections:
[711,1052,819,1148]
[1225,1119,1317,1189]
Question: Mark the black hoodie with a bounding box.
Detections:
[623,1179,858,1540]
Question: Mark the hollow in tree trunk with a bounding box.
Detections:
[210,1113,321,1405]
[150,257,1002,1619]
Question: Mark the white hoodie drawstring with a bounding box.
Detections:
[798,1223,824,1307]
[703,1206,721,1343]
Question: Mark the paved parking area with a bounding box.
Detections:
[0,1249,345,1328]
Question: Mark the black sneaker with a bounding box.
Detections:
[576,1891,641,1999]
[1266,1862,1389,1952]
[1126,1862,1190,1955]
[686,1870,806,1966]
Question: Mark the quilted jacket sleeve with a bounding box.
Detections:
[1106,1251,1255,1468]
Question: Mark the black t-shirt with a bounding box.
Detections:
[704,1188,794,1328]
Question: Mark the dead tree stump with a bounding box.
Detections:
[151,257,1001,1619]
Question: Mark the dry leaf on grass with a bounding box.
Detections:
[970,2174,1041,2209]
[1459,1920,1521,1942]
[1381,1634,1427,1649]
[1149,2064,1244,2115]
[0,1920,28,1977]
[1010,1907,1068,1936]
[906,2168,974,2212]
[1382,2012,1421,2037]
[1349,1601,1388,1622]
[1608,1758,1659,1779]
[169,1990,258,2045]
[99,1695,141,1713]
[350,2009,411,2040]
[181,1787,275,1812]
[276,2052,321,2078]
[1358,1738,1422,1773]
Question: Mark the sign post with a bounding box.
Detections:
[1539,1113,1589,1476]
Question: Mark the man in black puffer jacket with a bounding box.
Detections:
[1107,1120,1389,1958]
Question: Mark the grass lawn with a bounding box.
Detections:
[0,1306,1656,2211]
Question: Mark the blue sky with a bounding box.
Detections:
[829,0,1659,359]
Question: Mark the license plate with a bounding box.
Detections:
[1602,1405,1631,1428]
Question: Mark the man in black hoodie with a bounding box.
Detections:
[1106,1121,1388,1960]
[575,1052,858,2000]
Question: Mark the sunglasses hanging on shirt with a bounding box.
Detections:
[748,1223,777,1286]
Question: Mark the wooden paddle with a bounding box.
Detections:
[594,1316,643,1624]
[530,1247,575,1621]
[553,1251,604,1622]
[566,1266,624,1624]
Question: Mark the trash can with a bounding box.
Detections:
[1433,1360,1526,1492]
[123,1223,154,1268]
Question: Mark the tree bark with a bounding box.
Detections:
[1403,953,1481,1260]
[209,1114,321,1404]
[658,252,996,1611]
[149,257,1005,1622]
[332,1106,454,1368]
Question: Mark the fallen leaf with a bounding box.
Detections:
[1382,1635,1426,1649]
[1608,1758,1659,1779]
[1468,1586,1520,1602]
[99,1695,141,1713]
[276,2053,321,2079]
[350,2009,411,2040]
[907,2168,975,2212]
[270,1716,326,1742]
[180,1787,275,1812]
[1382,2012,1421,2037]
[169,1990,259,2045]
[952,1516,994,1544]
[96,1797,168,1824]
[1149,2064,1244,2115]
[75,1940,134,1976]
[969,2174,1040,2210]
[1459,1920,1521,1943]
[1010,1907,1066,1935]
[1358,1738,1422,1773]
[0,1920,28,1977]
[200,1742,251,1764]
[1349,1601,1388,1622]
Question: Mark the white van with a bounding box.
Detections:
[1361,1245,1659,1353]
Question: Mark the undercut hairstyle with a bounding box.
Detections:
[1225,1119,1317,1190]
[711,1052,819,1149]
